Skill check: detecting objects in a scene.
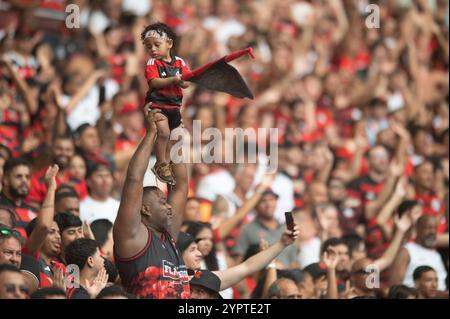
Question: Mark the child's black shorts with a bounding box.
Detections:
[151,107,182,130]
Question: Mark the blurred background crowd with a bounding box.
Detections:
[0,0,448,299]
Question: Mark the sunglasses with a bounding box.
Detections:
[4,284,29,295]
[353,269,372,275]
[0,229,20,238]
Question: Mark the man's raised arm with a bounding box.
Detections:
[216,225,300,291]
[167,128,189,241]
[113,107,161,257]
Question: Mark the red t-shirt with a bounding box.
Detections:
[415,192,447,233]
[22,243,65,289]
[28,168,87,205]
[0,108,22,157]
[145,56,190,109]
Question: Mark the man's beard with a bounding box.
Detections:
[54,156,69,170]
[10,186,29,199]
[422,235,436,248]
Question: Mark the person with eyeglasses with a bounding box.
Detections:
[0,225,23,268]
[0,263,28,299]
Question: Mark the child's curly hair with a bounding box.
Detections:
[140,22,176,44]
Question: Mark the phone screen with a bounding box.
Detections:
[285,212,294,231]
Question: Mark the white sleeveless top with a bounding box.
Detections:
[403,242,447,291]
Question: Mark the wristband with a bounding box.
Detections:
[266,263,277,270]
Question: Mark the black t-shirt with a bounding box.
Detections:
[115,227,190,299]
[67,286,90,299]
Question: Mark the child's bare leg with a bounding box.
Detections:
[166,133,179,163]
[152,116,175,185]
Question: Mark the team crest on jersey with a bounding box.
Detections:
[366,192,376,201]
[431,199,441,212]
[343,208,355,218]
[162,260,189,282]
[28,209,37,220]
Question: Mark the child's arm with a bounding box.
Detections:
[149,75,188,89]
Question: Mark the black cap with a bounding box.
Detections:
[176,232,195,254]
[261,188,279,199]
[190,270,223,299]
[368,97,387,108]
[86,162,112,179]
[303,262,327,280]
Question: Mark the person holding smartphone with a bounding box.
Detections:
[232,189,300,269]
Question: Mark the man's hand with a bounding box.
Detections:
[256,171,276,193]
[143,104,163,134]
[83,221,95,240]
[393,177,408,199]
[44,164,59,190]
[51,267,67,291]
[173,75,190,89]
[280,224,300,246]
[390,121,411,141]
[389,160,405,178]
[323,248,339,271]
[394,212,412,234]
[85,268,108,299]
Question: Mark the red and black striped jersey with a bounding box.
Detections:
[347,175,385,208]
[145,56,190,109]
[28,167,88,205]
[415,192,447,233]
[115,227,190,299]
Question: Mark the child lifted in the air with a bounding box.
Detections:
[141,22,190,185]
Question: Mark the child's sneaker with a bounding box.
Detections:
[152,162,176,185]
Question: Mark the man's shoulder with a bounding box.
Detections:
[107,197,121,208]
[0,195,37,212]
[67,286,90,299]
[201,169,233,181]
[0,195,13,207]
[240,219,261,233]
[80,196,96,207]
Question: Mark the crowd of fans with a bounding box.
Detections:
[0,0,448,299]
